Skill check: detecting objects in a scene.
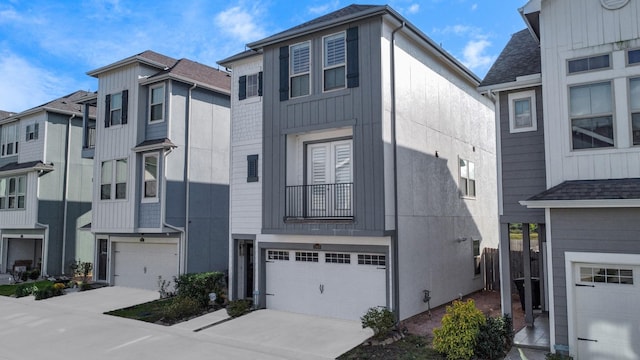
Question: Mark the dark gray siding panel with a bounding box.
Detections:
[550,208,640,347]
[499,86,546,224]
[262,19,386,236]
[139,202,161,228]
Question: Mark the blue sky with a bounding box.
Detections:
[0,0,528,112]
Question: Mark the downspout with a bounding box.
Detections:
[390,21,405,322]
[184,83,196,272]
[61,114,75,274]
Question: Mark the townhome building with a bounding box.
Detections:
[481,0,640,358]
[220,4,498,321]
[0,91,94,278]
[84,50,231,290]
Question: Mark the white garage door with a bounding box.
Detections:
[113,242,178,291]
[265,250,387,320]
[574,263,640,360]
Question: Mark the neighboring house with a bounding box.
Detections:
[84,50,231,290]
[0,91,95,277]
[0,111,16,120]
[482,0,640,358]
[220,4,498,322]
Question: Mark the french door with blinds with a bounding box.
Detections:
[305,139,353,217]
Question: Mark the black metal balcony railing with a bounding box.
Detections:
[285,183,353,219]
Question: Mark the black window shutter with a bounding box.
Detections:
[258,71,263,96]
[239,75,247,100]
[34,123,39,139]
[121,90,128,124]
[247,154,259,182]
[347,27,359,88]
[279,46,289,101]
[25,126,29,141]
[104,94,111,128]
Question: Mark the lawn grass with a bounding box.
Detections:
[338,335,446,360]
[105,297,176,324]
[0,280,53,297]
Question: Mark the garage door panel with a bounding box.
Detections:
[113,242,178,291]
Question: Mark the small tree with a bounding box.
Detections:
[433,299,486,360]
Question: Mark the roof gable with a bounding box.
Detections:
[480,29,540,87]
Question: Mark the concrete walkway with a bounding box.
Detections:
[0,287,371,360]
[504,346,549,360]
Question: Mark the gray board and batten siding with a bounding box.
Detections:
[262,20,387,236]
[549,207,640,347]
[499,87,546,225]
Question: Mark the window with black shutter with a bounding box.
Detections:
[105,90,128,127]
[247,154,258,182]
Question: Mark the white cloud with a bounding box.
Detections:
[308,1,340,15]
[214,6,267,44]
[432,24,476,36]
[471,3,478,11]
[408,4,420,14]
[461,37,496,71]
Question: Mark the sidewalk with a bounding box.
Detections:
[504,347,548,360]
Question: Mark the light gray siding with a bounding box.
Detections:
[550,208,640,347]
[262,19,386,236]
[499,87,546,224]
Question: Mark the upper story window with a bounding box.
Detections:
[142,153,159,200]
[459,158,476,198]
[508,90,537,133]
[323,32,346,91]
[1,123,18,157]
[0,175,26,210]
[149,85,164,123]
[630,77,640,145]
[239,72,263,100]
[84,120,96,149]
[568,54,610,74]
[25,123,39,141]
[101,158,127,200]
[569,81,614,150]
[290,42,310,98]
[247,154,259,182]
[104,90,128,128]
[628,49,640,65]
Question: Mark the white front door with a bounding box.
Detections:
[265,250,386,320]
[112,241,178,290]
[573,262,640,360]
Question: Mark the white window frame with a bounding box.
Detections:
[626,48,640,66]
[149,84,165,123]
[323,32,346,92]
[508,90,537,133]
[1,123,19,157]
[630,77,640,146]
[110,92,123,126]
[459,158,476,199]
[567,53,611,74]
[0,175,26,210]
[100,158,127,201]
[142,153,159,202]
[246,73,259,98]
[25,123,39,142]
[568,80,615,150]
[290,41,311,98]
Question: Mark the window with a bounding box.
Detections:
[569,81,614,150]
[357,254,386,266]
[295,252,319,262]
[149,85,164,122]
[100,158,127,200]
[325,253,350,264]
[0,176,26,210]
[246,74,259,98]
[239,72,262,100]
[267,250,289,261]
[290,42,310,98]
[580,267,633,285]
[568,54,610,74]
[631,78,640,145]
[508,90,537,133]
[104,90,128,127]
[25,123,39,141]
[85,122,96,149]
[247,154,258,182]
[628,49,640,65]
[323,32,346,91]
[459,158,476,198]
[306,139,352,215]
[473,239,481,275]
[1,123,18,157]
[143,153,158,200]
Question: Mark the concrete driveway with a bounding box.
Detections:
[0,286,371,360]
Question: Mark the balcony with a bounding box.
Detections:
[285,183,353,219]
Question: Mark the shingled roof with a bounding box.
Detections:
[480,29,541,87]
[0,110,16,120]
[147,58,230,92]
[527,178,640,201]
[1,90,96,124]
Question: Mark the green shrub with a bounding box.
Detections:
[474,314,513,360]
[433,299,486,360]
[174,272,225,307]
[161,296,203,323]
[226,299,252,318]
[15,283,38,298]
[34,284,64,300]
[360,306,395,339]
